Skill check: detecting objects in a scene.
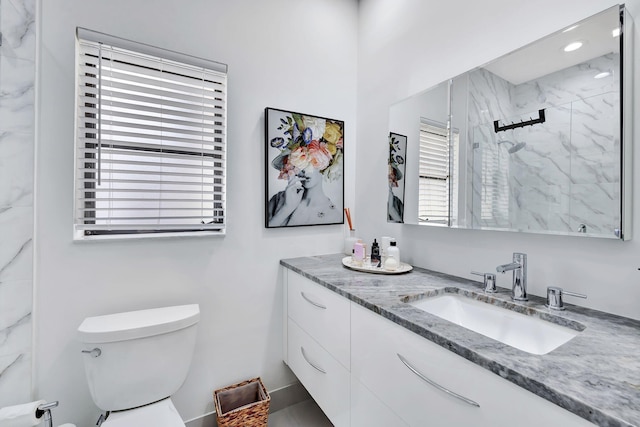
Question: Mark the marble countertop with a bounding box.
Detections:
[281,254,640,427]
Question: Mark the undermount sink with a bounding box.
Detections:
[407,290,584,355]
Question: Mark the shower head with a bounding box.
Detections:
[507,141,526,154]
[497,140,526,154]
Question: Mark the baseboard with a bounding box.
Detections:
[184,381,311,427]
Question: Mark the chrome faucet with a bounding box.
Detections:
[496,252,527,301]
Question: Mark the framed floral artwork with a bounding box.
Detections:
[388,132,407,223]
[265,108,344,228]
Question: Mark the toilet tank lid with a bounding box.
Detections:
[77,304,200,344]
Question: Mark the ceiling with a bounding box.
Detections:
[483,6,620,85]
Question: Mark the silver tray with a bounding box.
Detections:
[341,256,413,275]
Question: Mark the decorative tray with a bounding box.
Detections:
[341,256,413,275]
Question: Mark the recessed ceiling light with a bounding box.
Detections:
[563,25,579,33]
[594,71,611,79]
[564,41,583,52]
[612,28,621,37]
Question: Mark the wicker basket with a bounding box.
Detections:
[213,377,270,427]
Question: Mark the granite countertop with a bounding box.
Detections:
[281,254,640,427]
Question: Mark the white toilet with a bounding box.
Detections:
[77,304,200,426]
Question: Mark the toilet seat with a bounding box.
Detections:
[101,398,185,427]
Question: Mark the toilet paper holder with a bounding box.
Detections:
[36,401,58,427]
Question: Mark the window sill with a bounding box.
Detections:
[73,229,225,242]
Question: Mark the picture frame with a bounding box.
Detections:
[388,132,407,223]
[265,107,345,228]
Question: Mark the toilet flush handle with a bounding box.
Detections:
[81,348,102,358]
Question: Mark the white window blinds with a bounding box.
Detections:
[418,120,457,224]
[480,144,509,227]
[74,28,227,237]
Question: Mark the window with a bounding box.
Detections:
[74,28,227,238]
[480,143,509,228]
[418,119,458,225]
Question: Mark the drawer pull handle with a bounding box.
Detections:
[300,292,327,310]
[397,353,480,407]
[301,346,326,374]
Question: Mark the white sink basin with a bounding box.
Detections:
[409,293,582,355]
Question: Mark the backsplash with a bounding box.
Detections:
[0,0,35,405]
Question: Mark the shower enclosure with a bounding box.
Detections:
[469,52,620,235]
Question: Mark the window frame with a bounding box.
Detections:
[73,28,228,240]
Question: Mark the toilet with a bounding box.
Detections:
[77,304,200,426]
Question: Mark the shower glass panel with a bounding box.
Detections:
[472,106,572,233]
[467,36,620,233]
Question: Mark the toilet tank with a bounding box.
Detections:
[77,304,200,411]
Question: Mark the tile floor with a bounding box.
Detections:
[268,399,333,426]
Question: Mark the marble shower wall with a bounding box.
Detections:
[468,53,620,236]
[0,0,35,406]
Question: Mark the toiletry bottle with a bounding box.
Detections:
[385,239,400,271]
[370,239,381,267]
[380,236,392,259]
[344,229,359,255]
[353,241,365,266]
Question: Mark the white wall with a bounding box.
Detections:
[357,0,640,320]
[34,0,357,425]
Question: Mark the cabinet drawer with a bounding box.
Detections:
[288,319,350,427]
[351,377,408,427]
[351,302,591,427]
[287,270,350,368]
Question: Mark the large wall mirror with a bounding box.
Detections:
[390,5,633,239]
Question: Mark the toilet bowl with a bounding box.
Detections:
[77,304,200,426]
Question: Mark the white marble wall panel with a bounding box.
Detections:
[570,183,619,235]
[0,209,33,406]
[570,92,620,184]
[510,182,571,232]
[467,67,517,126]
[0,0,35,407]
[0,0,36,60]
[508,108,572,233]
[0,331,31,406]
[0,280,31,330]
[0,132,34,207]
[0,56,35,134]
[0,206,33,281]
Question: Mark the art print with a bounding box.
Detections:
[388,132,407,223]
[265,108,344,228]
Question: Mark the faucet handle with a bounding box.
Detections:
[470,271,497,293]
[546,286,587,310]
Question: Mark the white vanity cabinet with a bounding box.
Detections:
[283,268,594,427]
[350,302,592,427]
[284,270,350,426]
[350,376,408,427]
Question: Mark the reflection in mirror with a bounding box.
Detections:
[468,5,620,236]
[390,80,449,225]
[388,132,408,223]
[390,5,630,239]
